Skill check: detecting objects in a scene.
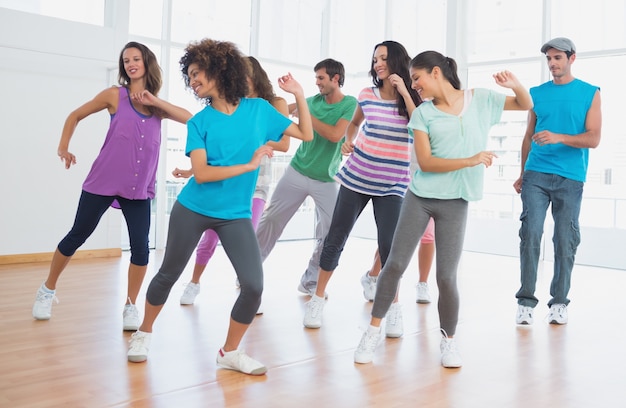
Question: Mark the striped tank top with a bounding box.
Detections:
[335,87,412,197]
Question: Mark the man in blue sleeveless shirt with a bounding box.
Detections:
[513,37,602,325]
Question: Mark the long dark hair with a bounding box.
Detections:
[410,51,462,90]
[369,40,421,119]
[117,42,163,115]
[246,56,275,101]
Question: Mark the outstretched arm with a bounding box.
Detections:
[493,70,533,111]
[130,90,193,124]
[277,73,313,142]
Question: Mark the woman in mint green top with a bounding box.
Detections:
[354,50,532,369]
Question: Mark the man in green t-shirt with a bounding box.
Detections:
[256,58,358,295]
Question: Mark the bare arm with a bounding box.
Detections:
[311,116,351,143]
[190,145,274,184]
[266,97,290,152]
[341,105,364,155]
[57,87,118,169]
[278,73,313,142]
[414,129,497,173]
[493,71,533,111]
[130,90,193,124]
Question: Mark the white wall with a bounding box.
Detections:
[0,8,124,256]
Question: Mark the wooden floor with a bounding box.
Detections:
[1,237,625,408]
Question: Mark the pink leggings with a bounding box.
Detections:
[194,197,265,265]
[420,217,435,244]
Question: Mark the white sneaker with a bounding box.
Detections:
[354,329,382,364]
[216,348,267,375]
[516,305,534,325]
[123,303,140,331]
[360,271,377,302]
[127,331,151,363]
[440,336,462,368]
[32,283,58,320]
[303,295,326,328]
[180,282,200,305]
[548,303,568,324]
[384,303,404,338]
[416,282,431,304]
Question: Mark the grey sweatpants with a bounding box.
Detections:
[255,165,339,291]
[372,191,468,336]
[146,201,263,324]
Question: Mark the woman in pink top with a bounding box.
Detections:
[31,42,192,332]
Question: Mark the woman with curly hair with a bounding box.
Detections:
[127,39,313,376]
[175,56,290,306]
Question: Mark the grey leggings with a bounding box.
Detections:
[146,201,263,324]
[372,192,468,336]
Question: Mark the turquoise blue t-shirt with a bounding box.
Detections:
[178,98,293,219]
[407,88,505,202]
[525,79,599,182]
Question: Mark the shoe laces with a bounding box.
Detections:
[36,290,59,305]
[306,297,324,317]
[124,298,139,318]
[387,304,402,326]
[358,331,380,352]
[440,329,458,353]
[129,332,148,350]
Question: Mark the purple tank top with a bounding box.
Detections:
[82,86,162,200]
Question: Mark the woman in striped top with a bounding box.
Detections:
[303,40,421,333]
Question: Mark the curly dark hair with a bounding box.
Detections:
[117,41,162,114]
[179,39,249,105]
[369,40,421,119]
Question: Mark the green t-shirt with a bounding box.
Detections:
[290,93,357,182]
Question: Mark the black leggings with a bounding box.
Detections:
[146,201,263,324]
[319,186,403,272]
[58,190,150,265]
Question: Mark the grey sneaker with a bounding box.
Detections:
[216,348,267,375]
[123,303,140,331]
[384,303,404,338]
[516,305,534,325]
[354,329,382,364]
[180,282,200,305]
[303,295,326,328]
[127,331,151,363]
[32,283,58,320]
[360,271,377,302]
[416,282,431,304]
[548,303,568,324]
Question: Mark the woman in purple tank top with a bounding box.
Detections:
[31,42,192,332]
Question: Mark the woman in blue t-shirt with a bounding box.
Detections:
[127,39,313,376]
[354,50,532,368]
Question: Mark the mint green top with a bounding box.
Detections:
[408,88,505,202]
[290,93,357,182]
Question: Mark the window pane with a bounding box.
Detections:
[171,0,252,52]
[466,0,542,62]
[0,0,104,25]
[129,0,163,38]
[552,0,626,50]
[388,0,447,56]
[258,0,323,66]
[329,0,385,74]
